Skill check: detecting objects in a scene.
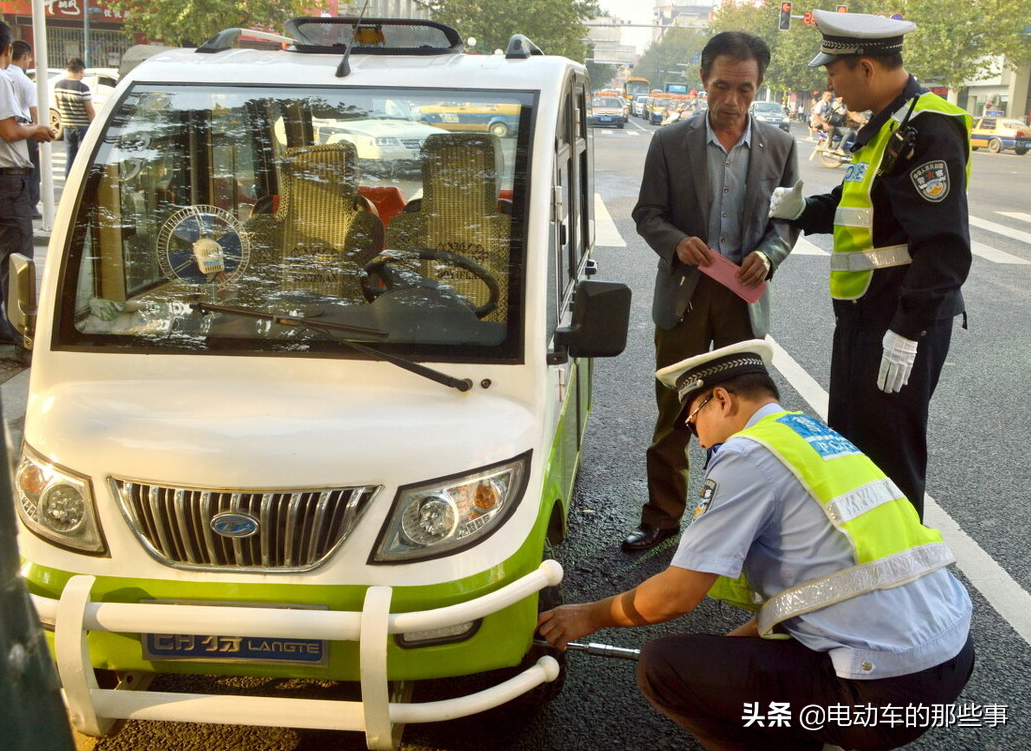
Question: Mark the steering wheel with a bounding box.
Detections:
[361,247,501,319]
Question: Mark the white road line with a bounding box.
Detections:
[969,215,1031,245]
[996,211,1031,225]
[594,194,626,248]
[792,233,1026,264]
[768,336,1031,647]
[971,240,1031,265]
[791,237,829,256]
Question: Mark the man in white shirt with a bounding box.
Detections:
[0,22,54,346]
[8,40,40,217]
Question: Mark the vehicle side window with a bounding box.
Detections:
[981,118,996,129]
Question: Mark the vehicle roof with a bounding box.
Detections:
[126,47,582,91]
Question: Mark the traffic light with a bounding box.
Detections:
[779,1,792,30]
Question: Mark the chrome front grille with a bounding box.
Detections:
[400,138,423,150]
[112,479,379,572]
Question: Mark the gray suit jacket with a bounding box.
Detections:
[632,114,800,335]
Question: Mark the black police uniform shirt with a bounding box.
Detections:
[793,76,971,340]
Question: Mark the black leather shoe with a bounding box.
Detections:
[621,523,679,552]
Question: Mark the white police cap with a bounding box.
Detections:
[656,339,773,430]
[809,9,917,67]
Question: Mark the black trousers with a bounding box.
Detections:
[644,275,754,528]
[828,319,954,519]
[636,633,974,751]
[0,173,34,343]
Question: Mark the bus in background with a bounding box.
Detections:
[623,76,649,102]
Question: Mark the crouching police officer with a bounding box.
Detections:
[769,11,972,522]
[538,339,974,751]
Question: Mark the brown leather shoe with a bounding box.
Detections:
[621,523,679,552]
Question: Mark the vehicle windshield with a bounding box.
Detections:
[753,102,785,114]
[593,97,621,109]
[652,97,670,108]
[1001,120,1027,130]
[625,81,649,97]
[55,84,534,363]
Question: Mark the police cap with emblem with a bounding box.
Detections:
[656,339,774,431]
[808,9,917,68]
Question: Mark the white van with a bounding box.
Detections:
[8,17,630,749]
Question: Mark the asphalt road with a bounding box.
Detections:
[28,121,1031,751]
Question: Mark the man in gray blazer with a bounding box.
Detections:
[624,31,799,551]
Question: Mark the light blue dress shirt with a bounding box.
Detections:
[704,114,751,264]
[672,403,972,680]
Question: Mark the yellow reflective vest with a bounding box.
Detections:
[706,411,955,637]
[830,93,972,300]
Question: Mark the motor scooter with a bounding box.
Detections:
[810,128,854,168]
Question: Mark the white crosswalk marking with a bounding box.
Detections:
[594,193,626,248]
[997,211,1031,225]
[791,237,829,256]
[789,226,1027,264]
[969,215,1031,245]
[971,240,1031,265]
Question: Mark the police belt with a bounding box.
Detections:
[756,542,955,638]
[829,244,912,272]
[0,167,33,176]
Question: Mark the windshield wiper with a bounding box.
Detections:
[191,302,474,393]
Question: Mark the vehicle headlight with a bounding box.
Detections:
[374,137,400,146]
[15,445,105,554]
[372,453,529,563]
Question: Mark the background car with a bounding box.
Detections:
[618,96,630,122]
[590,95,624,128]
[633,96,651,119]
[970,116,1030,155]
[647,96,671,125]
[30,67,120,138]
[418,101,519,138]
[750,101,791,132]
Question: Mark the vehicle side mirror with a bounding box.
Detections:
[551,280,631,362]
[8,253,36,348]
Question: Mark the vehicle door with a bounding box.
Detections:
[548,72,595,504]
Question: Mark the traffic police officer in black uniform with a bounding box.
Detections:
[770,10,972,519]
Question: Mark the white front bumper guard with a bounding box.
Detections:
[30,560,564,750]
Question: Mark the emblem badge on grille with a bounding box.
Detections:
[210,512,260,538]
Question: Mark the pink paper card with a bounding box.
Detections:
[698,253,767,304]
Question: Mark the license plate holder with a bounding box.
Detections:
[141,601,328,666]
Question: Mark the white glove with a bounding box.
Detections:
[768,179,806,220]
[877,330,919,393]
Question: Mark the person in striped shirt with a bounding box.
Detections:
[54,57,95,177]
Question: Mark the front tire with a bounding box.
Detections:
[488,121,509,138]
[818,148,845,169]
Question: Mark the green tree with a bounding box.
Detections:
[102,0,319,47]
[711,0,1031,99]
[900,0,1031,92]
[430,0,599,61]
[709,0,825,97]
[632,28,709,93]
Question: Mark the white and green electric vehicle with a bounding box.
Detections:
[8,16,630,749]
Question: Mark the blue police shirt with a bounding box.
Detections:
[672,403,972,680]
